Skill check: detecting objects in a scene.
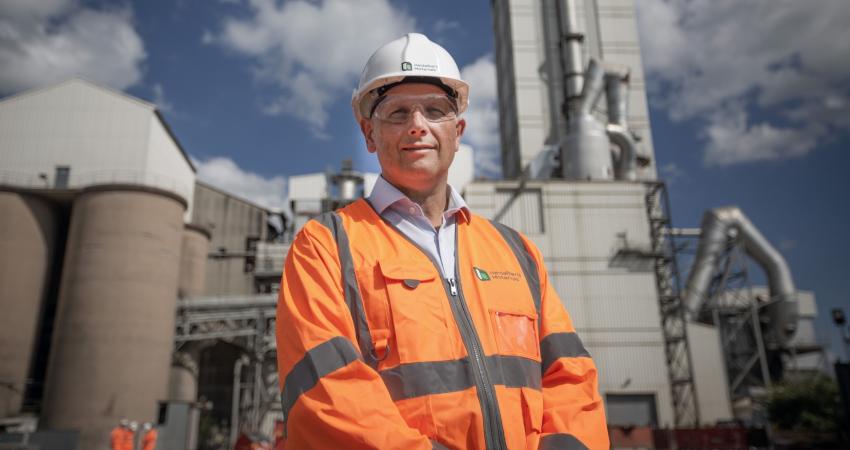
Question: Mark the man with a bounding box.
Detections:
[140,422,158,450]
[276,33,608,449]
[110,419,134,450]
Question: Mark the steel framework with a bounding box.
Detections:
[645,181,700,426]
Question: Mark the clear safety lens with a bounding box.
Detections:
[372,94,458,124]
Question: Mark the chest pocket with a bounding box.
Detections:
[378,258,456,363]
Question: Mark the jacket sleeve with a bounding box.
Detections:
[522,236,609,450]
[276,223,435,450]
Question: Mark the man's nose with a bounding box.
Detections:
[407,110,429,137]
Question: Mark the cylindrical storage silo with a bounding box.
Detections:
[0,190,57,418]
[169,351,199,403]
[178,224,210,299]
[42,186,185,450]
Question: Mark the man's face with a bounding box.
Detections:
[359,83,466,192]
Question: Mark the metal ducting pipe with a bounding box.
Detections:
[683,207,799,346]
[605,70,638,181]
[560,60,613,181]
[556,0,586,115]
[579,60,606,116]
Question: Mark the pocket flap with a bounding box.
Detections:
[378,259,437,282]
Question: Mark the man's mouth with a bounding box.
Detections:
[401,143,436,151]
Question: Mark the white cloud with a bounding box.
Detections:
[460,55,501,178]
[207,0,415,135]
[151,83,175,115]
[636,0,850,165]
[193,156,288,211]
[702,105,818,166]
[658,162,684,184]
[0,1,146,95]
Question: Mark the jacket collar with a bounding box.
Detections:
[368,175,471,223]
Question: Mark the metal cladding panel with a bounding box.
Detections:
[146,116,196,218]
[0,80,194,199]
[593,345,674,427]
[288,173,327,201]
[43,188,184,450]
[687,323,733,424]
[192,183,268,296]
[0,192,57,417]
[552,273,661,332]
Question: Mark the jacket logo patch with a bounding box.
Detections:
[475,267,522,282]
[473,267,491,281]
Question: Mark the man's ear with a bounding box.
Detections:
[360,119,377,153]
[454,118,466,151]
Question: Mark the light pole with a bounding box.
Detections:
[831,308,850,362]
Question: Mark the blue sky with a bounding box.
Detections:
[1,0,848,359]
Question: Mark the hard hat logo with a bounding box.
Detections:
[401,62,412,71]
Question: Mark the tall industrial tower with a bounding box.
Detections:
[493,0,656,180]
[471,0,703,428]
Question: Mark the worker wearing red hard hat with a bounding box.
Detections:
[276,33,608,449]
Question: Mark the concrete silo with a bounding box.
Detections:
[0,190,58,417]
[42,185,185,450]
[169,223,211,404]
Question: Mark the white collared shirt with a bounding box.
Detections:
[367,176,470,280]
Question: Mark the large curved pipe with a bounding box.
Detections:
[604,71,639,180]
[683,207,798,346]
[606,124,637,181]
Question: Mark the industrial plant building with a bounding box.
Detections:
[0,1,830,449]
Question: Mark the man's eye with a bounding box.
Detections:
[425,106,447,116]
[387,108,409,120]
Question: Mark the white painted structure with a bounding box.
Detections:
[466,180,674,426]
[493,0,656,180]
[0,79,196,218]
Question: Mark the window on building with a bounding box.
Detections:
[54,166,70,189]
[605,393,658,427]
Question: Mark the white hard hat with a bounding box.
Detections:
[352,33,469,122]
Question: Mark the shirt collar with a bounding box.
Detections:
[368,175,471,222]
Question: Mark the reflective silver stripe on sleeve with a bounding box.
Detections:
[314,212,378,368]
[431,440,450,450]
[380,355,541,401]
[281,336,361,419]
[539,433,589,450]
[541,332,591,374]
[489,220,541,318]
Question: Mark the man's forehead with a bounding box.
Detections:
[383,82,447,96]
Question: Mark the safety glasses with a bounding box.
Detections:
[371,94,458,124]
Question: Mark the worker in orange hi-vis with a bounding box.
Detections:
[141,422,158,450]
[110,419,134,450]
[276,32,609,450]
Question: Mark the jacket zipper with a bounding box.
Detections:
[364,200,507,450]
[446,275,507,450]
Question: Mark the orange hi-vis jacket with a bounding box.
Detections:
[276,199,608,450]
[110,427,134,450]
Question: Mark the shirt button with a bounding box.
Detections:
[409,206,417,215]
